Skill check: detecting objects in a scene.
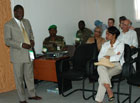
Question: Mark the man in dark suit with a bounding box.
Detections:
[4,5,41,103]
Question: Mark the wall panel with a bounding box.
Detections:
[0,0,16,93]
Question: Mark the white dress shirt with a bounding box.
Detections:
[14,18,26,30]
[117,30,138,48]
[98,40,124,66]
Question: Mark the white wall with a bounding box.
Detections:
[10,0,115,53]
[115,0,140,28]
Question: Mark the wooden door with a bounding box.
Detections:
[0,0,16,93]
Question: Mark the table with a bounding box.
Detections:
[33,56,72,94]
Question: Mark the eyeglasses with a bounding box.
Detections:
[94,30,101,33]
[121,23,130,27]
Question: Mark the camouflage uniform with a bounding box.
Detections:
[43,35,65,52]
[76,28,93,44]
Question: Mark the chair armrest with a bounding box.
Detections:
[131,47,139,56]
[130,47,140,64]
[130,57,138,64]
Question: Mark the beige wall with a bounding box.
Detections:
[115,0,140,28]
[11,0,115,54]
[0,0,16,93]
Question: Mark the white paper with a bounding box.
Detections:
[29,50,35,61]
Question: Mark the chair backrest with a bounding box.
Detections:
[124,44,132,62]
[136,48,140,72]
[66,45,75,57]
[135,28,140,47]
[122,44,135,78]
[72,41,98,72]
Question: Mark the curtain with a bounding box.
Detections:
[134,0,140,21]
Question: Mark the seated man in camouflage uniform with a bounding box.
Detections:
[43,25,66,52]
[75,20,93,46]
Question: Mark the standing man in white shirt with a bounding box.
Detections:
[117,19,138,48]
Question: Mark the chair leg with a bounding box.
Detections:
[117,81,121,103]
[61,77,95,99]
[92,83,96,100]
[134,97,140,103]
[61,78,81,97]
[121,84,132,103]
[112,81,132,103]
[82,78,93,100]
[61,78,67,97]
[129,85,132,103]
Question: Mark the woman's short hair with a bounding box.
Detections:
[107,26,120,39]
[94,26,102,34]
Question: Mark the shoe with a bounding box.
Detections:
[19,101,28,103]
[108,96,115,103]
[28,96,42,100]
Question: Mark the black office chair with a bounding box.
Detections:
[60,41,98,100]
[110,44,134,103]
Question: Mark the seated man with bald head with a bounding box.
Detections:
[117,19,138,48]
[43,25,66,52]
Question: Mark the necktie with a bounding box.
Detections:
[20,22,30,45]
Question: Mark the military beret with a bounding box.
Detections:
[48,25,57,30]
